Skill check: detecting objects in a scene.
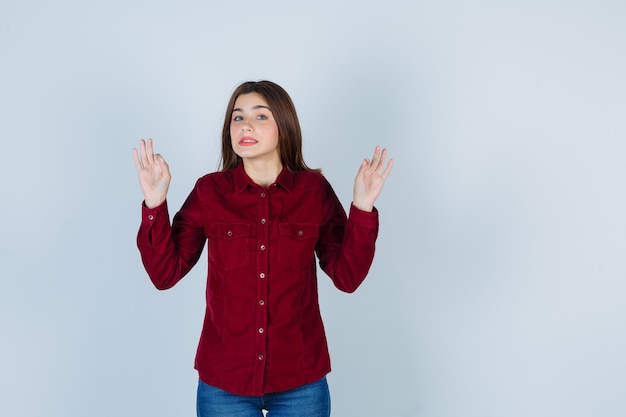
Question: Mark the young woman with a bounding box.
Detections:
[133,81,392,417]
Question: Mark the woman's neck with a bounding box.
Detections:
[242,159,283,188]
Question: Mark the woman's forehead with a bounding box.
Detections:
[233,92,269,109]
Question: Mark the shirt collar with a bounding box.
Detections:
[275,167,295,193]
[233,162,295,193]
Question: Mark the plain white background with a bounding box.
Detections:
[1,1,625,416]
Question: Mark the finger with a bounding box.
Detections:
[370,146,385,173]
[380,157,394,181]
[157,155,171,176]
[369,146,381,166]
[146,137,156,165]
[375,148,387,172]
[354,159,365,181]
[154,153,166,166]
[133,147,143,170]
[367,148,383,176]
[139,139,150,166]
[357,158,369,177]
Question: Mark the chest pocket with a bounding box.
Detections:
[278,223,319,269]
[208,223,253,270]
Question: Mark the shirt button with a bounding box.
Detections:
[261,192,266,198]
[259,328,264,334]
[258,355,264,360]
[298,230,303,237]
[148,215,154,221]
[261,218,266,224]
[259,300,265,306]
[227,231,233,237]
[260,245,266,251]
[259,273,265,279]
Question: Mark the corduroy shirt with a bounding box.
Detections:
[137,163,379,396]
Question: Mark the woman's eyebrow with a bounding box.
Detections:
[232,105,272,112]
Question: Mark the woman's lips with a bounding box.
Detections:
[239,136,258,146]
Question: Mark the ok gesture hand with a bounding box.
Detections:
[133,138,171,208]
[353,146,393,212]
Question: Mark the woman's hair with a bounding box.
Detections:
[219,80,319,172]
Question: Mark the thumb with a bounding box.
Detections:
[155,154,168,165]
[356,159,368,178]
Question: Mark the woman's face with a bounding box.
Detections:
[230,92,280,166]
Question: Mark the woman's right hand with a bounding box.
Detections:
[133,138,171,208]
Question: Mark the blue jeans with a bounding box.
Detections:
[196,377,331,417]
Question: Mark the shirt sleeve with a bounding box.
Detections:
[315,179,379,293]
[136,184,206,290]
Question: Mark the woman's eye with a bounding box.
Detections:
[233,115,243,121]
[257,115,268,120]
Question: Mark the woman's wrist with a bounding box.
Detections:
[352,201,374,212]
[144,197,166,209]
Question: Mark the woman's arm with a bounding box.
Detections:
[133,139,205,290]
[316,146,393,292]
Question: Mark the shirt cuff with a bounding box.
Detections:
[349,203,379,226]
[142,199,168,224]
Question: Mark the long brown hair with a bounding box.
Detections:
[219,81,319,172]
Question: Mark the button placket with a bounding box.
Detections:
[253,186,270,391]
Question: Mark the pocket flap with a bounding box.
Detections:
[210,223,252,239]
[279,223,319,240]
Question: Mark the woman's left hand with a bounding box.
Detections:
[352,146,393,212]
